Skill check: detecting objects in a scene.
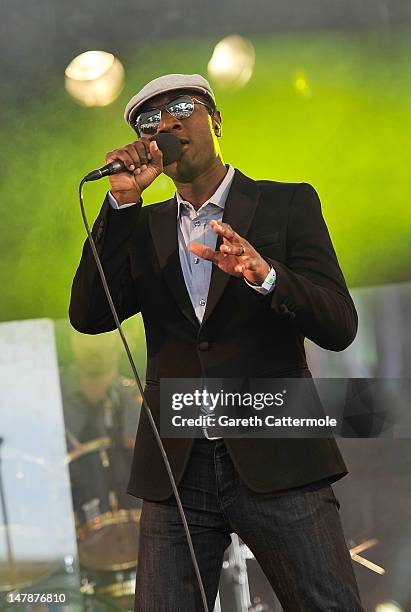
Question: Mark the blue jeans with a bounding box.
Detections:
[135,438,363,611]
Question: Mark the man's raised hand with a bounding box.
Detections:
[188,220,270,286]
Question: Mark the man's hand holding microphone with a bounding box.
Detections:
[106,139,164,206]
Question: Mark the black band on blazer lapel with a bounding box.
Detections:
[148,197,199,329]
[202,170,262,326]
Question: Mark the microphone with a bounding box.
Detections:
[83,133,182,182]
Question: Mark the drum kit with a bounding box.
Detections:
[0,429,281,612]
[66,434,141,611]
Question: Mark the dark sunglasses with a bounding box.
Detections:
[134,95,214,135]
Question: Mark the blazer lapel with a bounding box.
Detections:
[148,197,199,329]
[202,169,261,325]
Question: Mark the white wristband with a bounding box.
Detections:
[261,266,277,291]
[244,266,277,295]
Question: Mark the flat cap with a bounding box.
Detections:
[124,73,216,129]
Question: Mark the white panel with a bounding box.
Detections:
[0,319,76,562]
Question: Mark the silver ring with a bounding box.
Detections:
[239,244,245,256]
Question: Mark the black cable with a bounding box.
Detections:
[78,178,210,612]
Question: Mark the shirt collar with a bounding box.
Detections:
[176,164,235,218]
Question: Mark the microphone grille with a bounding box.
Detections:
[152,133,182,166]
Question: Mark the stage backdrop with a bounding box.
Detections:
[1,32,410,322]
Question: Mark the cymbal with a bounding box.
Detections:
[65,434,134,463]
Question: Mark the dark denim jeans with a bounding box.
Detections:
[134,438,363,612]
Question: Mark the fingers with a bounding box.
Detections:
[106,148,136,171]
[209,220,243,244]
[234,257,259,274]
[105,139,154,174]
[149,140,164,171]
[188,242,219,264]
[214,222,247,256]
[220,242,246,256]
[130,139,151,173]
[209,220,235,240]
[190,240,257,269]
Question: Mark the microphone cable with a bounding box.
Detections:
[77,177,210,612]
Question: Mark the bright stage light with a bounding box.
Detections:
[207,35,255,90]
[64,50,125,107]
[375,601,403,612]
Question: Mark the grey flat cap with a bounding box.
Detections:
[124,73,216,128]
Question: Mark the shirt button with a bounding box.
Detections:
[199,299,206,307]
[194,220,201,227]
[193,257,200,264]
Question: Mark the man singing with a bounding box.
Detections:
[69,73,363,611]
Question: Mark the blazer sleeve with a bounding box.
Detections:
[266,182,358,351]
[69,193,142,334]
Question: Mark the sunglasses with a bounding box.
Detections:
[134,95,214,135]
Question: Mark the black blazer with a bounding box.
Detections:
[69,169,358,501]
